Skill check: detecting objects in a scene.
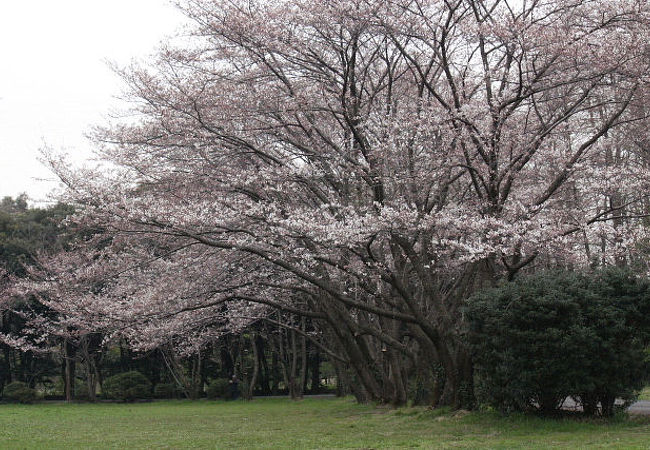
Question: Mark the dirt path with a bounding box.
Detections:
[628,400,650,415]
[562,398,650,415]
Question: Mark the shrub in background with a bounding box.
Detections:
[154,382,180,399]
[102,371,152,402]
[2,381,37,404]
[206,378,231,400]
[465,268,650,416]
[75,378,90,401]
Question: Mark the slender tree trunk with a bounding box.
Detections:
[80,338,97,402]
[257,335,271,395]
[247,332,259,400]
[276,326,291,396]
[289,328,298,399]
[190,351,202,400]
[2,346,12,385]
[271,351,280,395]
[298,319,307,399]
[161,346,191,399]
[309,348,320,393]
[64,339,76,402]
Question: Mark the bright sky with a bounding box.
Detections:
[0,0,186,203]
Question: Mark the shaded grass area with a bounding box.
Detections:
[640,387,650,401]
[1,397,650,449]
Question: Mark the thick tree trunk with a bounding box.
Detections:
[387,350,408,407]
[332,359,346,397]
[325,308,384,403]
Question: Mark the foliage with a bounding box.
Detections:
[0,196,73,276]
[205,378,232,400]
[0,197,73,388]
[74,378,90,401]
[2,381,37,404]
[640,386,650,401]
[154,383,180,399]
[102,371,152,402]
[465,269,650,416]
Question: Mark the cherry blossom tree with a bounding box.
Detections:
[14,0,650,408]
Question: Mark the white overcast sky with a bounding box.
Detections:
[0,0,187,203]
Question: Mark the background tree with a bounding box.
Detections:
[0,196,72,393]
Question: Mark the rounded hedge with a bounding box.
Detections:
[154,382,180,399]
[2,381,37,404]
[102,371,152,402]
[206,378,232,400]
[465,268,650,416]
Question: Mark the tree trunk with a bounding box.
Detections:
[256,335,271,395]
[388,350,408,407]
[297,319,307,399]
[437,346,475,410]
[80,337,97,402]
[64,339,76,402]
[247,332,259,400]
[289,328,298,399]
[309,347,320,393]
[190,351,202,400]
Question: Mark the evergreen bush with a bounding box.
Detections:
[2,381,37,404]
[102,371,152,402]
[206,378,231,400]
[154,382,180,399]
[465,268,650,416]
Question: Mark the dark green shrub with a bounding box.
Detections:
[102,371,152,402]
[465,269,650,416]
[75,378,90,400]
[2,381,37,404]
[575,268,650,416]
[154,383,180,399]
[206,378,231,400]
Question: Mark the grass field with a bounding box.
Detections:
[1,397,650,449]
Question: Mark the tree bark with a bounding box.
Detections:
[247,332,259,400]
[63,339,76,402]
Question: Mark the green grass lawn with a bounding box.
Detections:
[1,397,649,449]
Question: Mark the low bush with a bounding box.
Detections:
[102,371,152,402]
[206,378,232,400]
[154,383,180,399]
[75,378,91,400]
[465,268,650,416]
[2,381,37,404]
